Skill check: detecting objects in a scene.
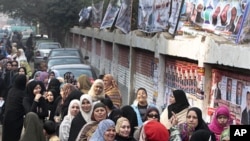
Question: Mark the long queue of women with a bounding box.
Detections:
[1,65,231,141]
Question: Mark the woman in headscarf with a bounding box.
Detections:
[120,105,138,137]
[171,107,216,141]
[160,89,190,129]
[20,112,46,141]
[115,117,137,141]
[2,74,27,141]
[139,120,170,141]
[208,106,231,141]
[77,74,92,94]
[54,83,76,123]
[16,48,32,77]
[68,94,94,141]
[59,99,81,141]
[23,80,48,122]
[134,107,161,140]
[45,89,57,120]
[89,119,116,141]
[103,74,122,108]
[88,79,106,102]
[15,48,27,67]
[76,102,108,141]
[61,89,82,119]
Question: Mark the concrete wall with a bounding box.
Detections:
[69,26,250,122]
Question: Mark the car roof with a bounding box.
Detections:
[48,56,81,59]
[50,64,92,69]
[39,42,61,44]
[50,48,79,50]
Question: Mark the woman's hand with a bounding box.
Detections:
[170,111,178,126]
[34,93,42,102]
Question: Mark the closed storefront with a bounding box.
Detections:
[134,49,155,104]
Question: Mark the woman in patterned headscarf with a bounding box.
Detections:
[89,119,116,141]
[103,74,122,108]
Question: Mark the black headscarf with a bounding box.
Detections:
[121,105,138,136]
[187,107,209,131]
[47,78,61,98]
[13,74,27,90]
[26,81,46,99]
[168,89,190,119]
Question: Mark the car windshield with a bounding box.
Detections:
[50,50,80,57]
[38,44,60,49]
[48,58,82,68]
[54,68,94,79]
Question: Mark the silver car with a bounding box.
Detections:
[34,41,62,67]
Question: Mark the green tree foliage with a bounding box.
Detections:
[0,0,90,44]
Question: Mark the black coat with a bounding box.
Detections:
[68,112,87,141]
[2,75,26,141]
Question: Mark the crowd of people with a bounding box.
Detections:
[0,33,232,141]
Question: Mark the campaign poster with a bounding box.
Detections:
[236,2,250,44]
[100,0,121,29]
[91,0,105,28]
[138,0,171,33]
[168,0,185,36]
[209,69,250,125]
[115,0,133,34]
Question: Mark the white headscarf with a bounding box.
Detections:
[88,79,105,102]
[80,94,93,122]
[16,48,27,67]
[66,99,81,122]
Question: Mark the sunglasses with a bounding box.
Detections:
[12,64,18,66]
[147,114,159,118]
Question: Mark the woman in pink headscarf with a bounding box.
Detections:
[208,106,232,141]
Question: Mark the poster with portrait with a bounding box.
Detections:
[138,0,171,33]
[168,0,185,36]
[115,0,133,34]
[100,0,121,29]
[164,59,201,110]
[236,2,250,44]
[209,69,250,125]
[91,0,105,28]
[190,0,204,25]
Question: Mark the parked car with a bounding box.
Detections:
[49,64,97,83]
[47,56,85,71]
[34,41,62,68]
[44,48,89,62]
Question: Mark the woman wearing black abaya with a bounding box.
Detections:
[2,74,27,141]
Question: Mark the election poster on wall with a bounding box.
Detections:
[168,0,185,36]
[236,2,250,44]
[208,69,250,125]
[91,0,105,28]
[100,0,121,29]
[163,59,203,111]
[138,0,171,33]
[115,0,133,34]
